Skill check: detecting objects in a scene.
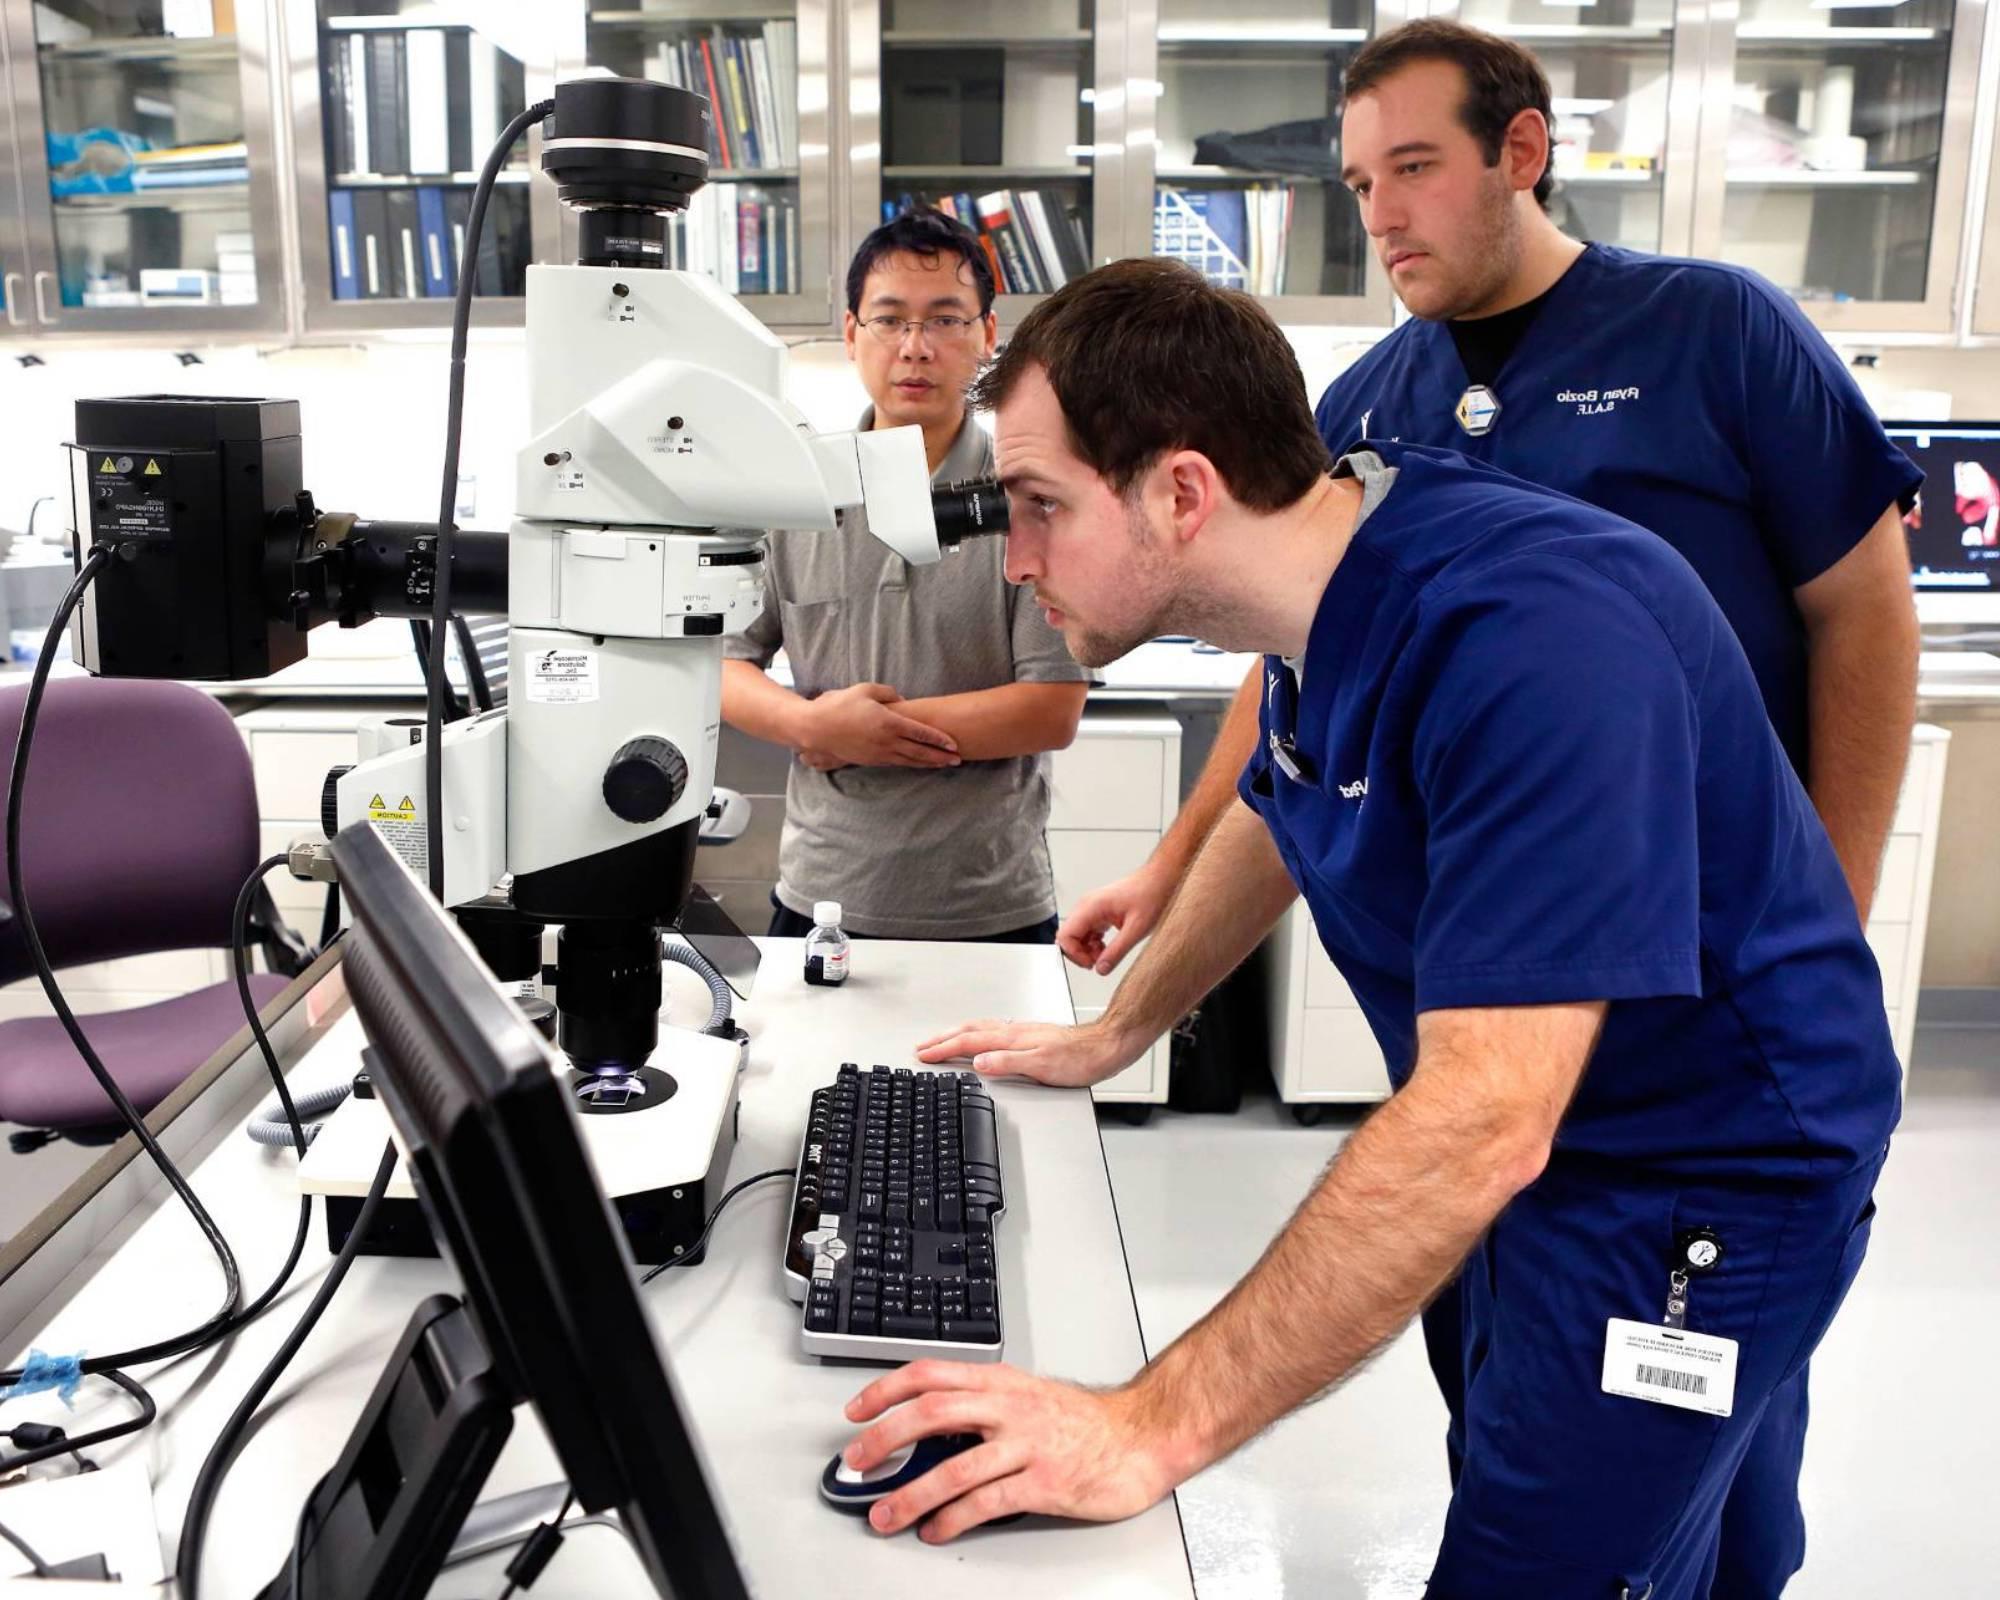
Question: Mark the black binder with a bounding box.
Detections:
[325,42,354,176]
[367,31,408,177]
[351,189,391,298]
[384,187,420,299]
[445,29,472,173]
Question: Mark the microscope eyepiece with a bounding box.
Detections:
[930,479,1009,548]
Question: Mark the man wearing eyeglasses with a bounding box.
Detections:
[722,210,1090,943]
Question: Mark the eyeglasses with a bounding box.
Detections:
[859,314,981,343]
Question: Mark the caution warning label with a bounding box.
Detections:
[143,458,162,476]
[367,791,426,876]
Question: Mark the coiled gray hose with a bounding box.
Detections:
[662,938,733,1036]
[245,1081,352,1148]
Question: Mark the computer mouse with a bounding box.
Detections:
[821,1431,979,1512]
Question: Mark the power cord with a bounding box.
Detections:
[0,1512,52,1578]
[640,1168,796,1284]
[177,1141,399,1600]
[2,547,245,1378]
[0,844,316,1388]
[494,1487,576,1600]
[425,97,553,899]
[0,1369,155,1476]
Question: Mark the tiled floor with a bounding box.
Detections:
[1100,1024,2000,1599]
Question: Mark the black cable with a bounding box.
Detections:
[176,1141,399,1600]
[0,1369,155,1475]
[233,854,309,1156]
[495,1487,575,1600]
[426,97,553,899]
[0,852,323,1387]
[0,1512,52,1577]
[2,547,244,1380]
[640,1168,796,1285]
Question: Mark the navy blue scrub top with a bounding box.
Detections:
[1313,244,1923,776]
[1240,444,1900,1184]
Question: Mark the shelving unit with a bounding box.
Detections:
[0,0,1993,342]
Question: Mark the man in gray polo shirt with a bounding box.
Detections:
[722,211,1090,941]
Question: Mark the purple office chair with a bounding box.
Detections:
[0,678,307,1151]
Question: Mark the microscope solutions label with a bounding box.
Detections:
[526,648,601,705]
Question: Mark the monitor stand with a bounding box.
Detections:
[256,1295,514,1600]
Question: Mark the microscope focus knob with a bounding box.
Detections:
[321,766,355,839]
[603,737,688,824]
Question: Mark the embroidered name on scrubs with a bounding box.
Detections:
[1557,386,1642,417]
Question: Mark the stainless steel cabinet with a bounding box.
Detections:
[568,0,834,328]
[0,0,1994,342]
[1124,0,1406,324]
[849,0,1125,313]
[283,1,560,335]
[1690,0,1987,334]
[1,0,289,338]
[1972,40,2000,337]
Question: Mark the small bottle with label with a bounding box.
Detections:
[804,901,850,987]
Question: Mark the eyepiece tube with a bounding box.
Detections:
[930,479,1009,548]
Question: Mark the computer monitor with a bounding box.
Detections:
[1883,420,2000,625]
[324,821,751,1600]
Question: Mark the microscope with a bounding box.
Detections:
[63,76,1007,1262]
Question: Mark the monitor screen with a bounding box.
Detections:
[1884,422,2000,594]
[328,822,751,1600]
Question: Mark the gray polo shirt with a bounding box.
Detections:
[725,409,1090,937]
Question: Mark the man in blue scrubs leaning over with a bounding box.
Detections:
[1054,25,1921,1591]
[838,260,1899,1599]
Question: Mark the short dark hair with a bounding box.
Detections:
[969,259,1330,513]
[1344,20,1556,207]
[845,209,997,318]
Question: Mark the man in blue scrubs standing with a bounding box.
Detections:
[838,261,1898,1597]
[1054,26,1921,1592]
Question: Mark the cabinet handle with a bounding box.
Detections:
[32,270,58,324]
[3,272,23,328]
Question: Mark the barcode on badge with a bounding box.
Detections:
[1637,1363,1707,1396]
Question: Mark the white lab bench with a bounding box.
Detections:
[0,940,1195,1599]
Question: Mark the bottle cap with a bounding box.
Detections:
[813,901,842,927]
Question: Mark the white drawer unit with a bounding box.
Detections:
[1045,713,1183,1117]
[1267,725,1952,1118]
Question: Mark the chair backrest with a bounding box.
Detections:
[0,677,261,984]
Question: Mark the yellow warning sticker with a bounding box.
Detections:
[368,793,386,810]
[98,457,117,473]
[143,458,162,476]
[397,795,415,812]
[369,793,417,823]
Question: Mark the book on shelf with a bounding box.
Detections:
[322,22,525,182]
[642,20,797,174]
[1154,185,1293,297]
[327,182,527,300]
[887,188,1089,295]
[665,184,798,295]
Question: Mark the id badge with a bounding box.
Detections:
[1602,1318,1737,1418]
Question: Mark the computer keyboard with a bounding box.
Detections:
[783,1064,1006,1363]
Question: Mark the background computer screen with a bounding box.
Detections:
[1885,422,2000,595]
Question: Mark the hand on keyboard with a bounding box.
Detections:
[837,1360,1178,1542]
[914,1017,1144,1088]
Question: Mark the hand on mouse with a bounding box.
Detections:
[838,1360,1178,1543]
